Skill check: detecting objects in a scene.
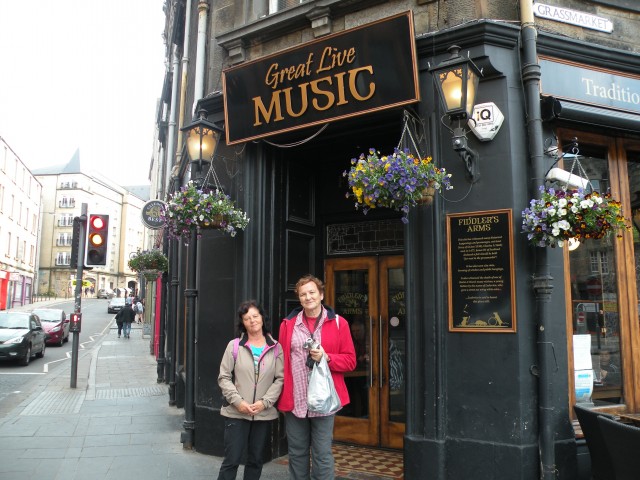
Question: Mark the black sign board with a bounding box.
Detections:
[447,210,516,333]
[222,11,419,145]
[141,200,166,230]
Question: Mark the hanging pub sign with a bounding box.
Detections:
[222,11,419,145]
[141,200,166,230]
[447,209,517,333]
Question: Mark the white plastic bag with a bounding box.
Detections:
[307,356,341,414]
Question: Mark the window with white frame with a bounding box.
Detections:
[58,214,74,227]
[56,252,71,265]
[590,250,609,275]
[57,233,72,246]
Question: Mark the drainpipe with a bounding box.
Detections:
[175,0,193,179]
[180,0,209,449]
[167,223,179,404]
[165,44,180,197]
[193,0,209,106]
[520,1,556,478]
[167,0,193,406]
[157,229,169,383]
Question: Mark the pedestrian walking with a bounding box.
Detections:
[278,274,356,480]
[115,313,124,338]
[134,298,144,324]
[115,300,135,338]
[217,300,284,480]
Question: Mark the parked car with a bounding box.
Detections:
[108,297,125,314]
[31,308,70,346]
[97,288,114,299]
[0,312,46,366]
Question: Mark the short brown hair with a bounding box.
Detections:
[236,300,270,336]
[295,274,324,295]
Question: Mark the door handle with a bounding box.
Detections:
[379,315,384,388]
[368,315,373,388]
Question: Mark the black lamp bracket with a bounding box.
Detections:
[452,126,480,183]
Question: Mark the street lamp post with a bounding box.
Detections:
[178,109,223,449]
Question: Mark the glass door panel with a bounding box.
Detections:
[380,256,406,448]
[566,146,623,405]
[327,256,405,448]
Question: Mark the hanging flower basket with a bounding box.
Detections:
[344,148,453,223]
[162,181,250,241]
[128,249,168,273]
[521,186,630,248]
[141,270,162,281]
[418,183,437,206]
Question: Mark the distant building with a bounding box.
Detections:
[0,136,42,308]
[33,149,147,298]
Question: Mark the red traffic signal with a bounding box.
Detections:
[70,313,82,332]
[85,214,109,267]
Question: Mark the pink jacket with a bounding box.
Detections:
[277,305,356,412]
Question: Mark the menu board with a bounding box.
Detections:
[447,209,516,333]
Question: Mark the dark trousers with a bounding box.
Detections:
[116,322,123,335]
[217,417,270,480]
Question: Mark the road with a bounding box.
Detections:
[0,298,115,406]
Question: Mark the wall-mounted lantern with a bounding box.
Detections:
[430,45,483,182]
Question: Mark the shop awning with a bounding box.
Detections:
[541,96,640,133]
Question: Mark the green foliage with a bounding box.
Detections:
[128,249,168,273]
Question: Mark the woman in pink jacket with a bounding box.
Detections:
[278,274,356,480]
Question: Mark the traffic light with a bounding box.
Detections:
[70,215,85,269]
[69,313,82,333]
[85,214,109,267]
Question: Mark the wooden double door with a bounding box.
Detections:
[325,256,405,449]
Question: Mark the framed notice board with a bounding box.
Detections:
[447,209,516,333]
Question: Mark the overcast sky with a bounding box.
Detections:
[0,0,166,185]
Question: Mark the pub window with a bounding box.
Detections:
[561,129,640,415]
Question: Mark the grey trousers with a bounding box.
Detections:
[284,412,335,480]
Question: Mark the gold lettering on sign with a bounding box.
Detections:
[458,215,500,233]
[316,46,356,73]
[253,66,376,126]
[253,44,376,127]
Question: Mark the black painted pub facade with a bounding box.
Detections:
[161,5,640,479]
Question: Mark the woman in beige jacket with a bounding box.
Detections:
[217,300,284,479]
